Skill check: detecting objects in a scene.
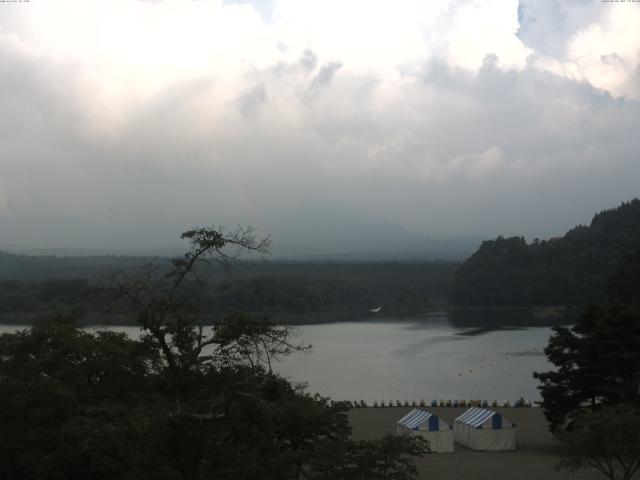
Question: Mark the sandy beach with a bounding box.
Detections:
[349,407,606,480]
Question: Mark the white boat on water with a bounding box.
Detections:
[369,306,382,313]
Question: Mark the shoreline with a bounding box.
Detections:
[0,305,582,327]
[349,407,602,480]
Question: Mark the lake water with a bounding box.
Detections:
[0,313,556,404]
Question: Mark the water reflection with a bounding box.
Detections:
[447,307,577,330]
[366,307,576,335]
[455,326,525,337]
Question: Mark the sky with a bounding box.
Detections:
[0,0,639,256]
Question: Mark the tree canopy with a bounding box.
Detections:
[0,255,456,325]
[534,248,640,432]
[453,199,640,306]
[556,405,640,480]
[0,226,428,480]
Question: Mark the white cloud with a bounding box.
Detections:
[0,0,638,250]
[447,0,532,71]
[522,2,640,98]
[565,5,640,97]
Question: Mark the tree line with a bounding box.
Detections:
[0,260,456,324]
[535,248,640,480]
[453,199,640,306]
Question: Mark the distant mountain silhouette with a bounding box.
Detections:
[452,199,640,306]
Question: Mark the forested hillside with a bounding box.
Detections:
[6,198,638,317]
[452,199,640,306]
[0,256,456,324]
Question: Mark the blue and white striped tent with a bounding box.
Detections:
[455,407,506,429]
[396,409,454,453]
[454,408,516,451]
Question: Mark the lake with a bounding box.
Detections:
[276,316,554,404]
[0,312,557,404]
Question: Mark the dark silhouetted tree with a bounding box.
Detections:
[534,248,640,432]
[556,405,640,480]
[0,226,428,480]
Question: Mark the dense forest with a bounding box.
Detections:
[2,199,639,322]
[452,199,640,306]
[0,255,456,324]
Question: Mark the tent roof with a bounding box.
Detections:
[397,409,439,430]
[455,407,501,428]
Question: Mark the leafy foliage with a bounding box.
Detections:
[0,226,427,480]
[556,405,640,480]
[305,435,429,480]
[534,249,640,432]
[453,199,640,306]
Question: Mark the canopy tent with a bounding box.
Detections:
[453,407,516,451]
[396,409,454,453]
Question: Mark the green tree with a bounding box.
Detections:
[0,314,167,480]
[0,226,427,480]
[556,405,640,480]
[453,198,640,307]
[534,249,640,432]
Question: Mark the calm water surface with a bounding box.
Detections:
[0,314,555,403]
[276,318,553,403]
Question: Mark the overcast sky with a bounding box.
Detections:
[0,0,639,255]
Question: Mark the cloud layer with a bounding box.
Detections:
[0,0,639,254]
